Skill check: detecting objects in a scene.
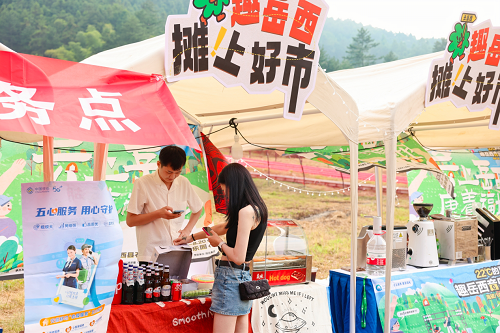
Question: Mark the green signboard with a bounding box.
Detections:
[408,149,500,221]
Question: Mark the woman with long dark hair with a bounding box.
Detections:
[174,163,268,333]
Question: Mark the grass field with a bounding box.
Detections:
[0,279,24,333]
[0,176,409,333]
[240,178,409,279]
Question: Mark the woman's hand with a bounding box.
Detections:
[177,227,192,242]
[56,274,65,279]
[173,236,189,246]
[207,230,222,248]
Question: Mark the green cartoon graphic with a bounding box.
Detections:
[285,135,439,173]
[0,125,210,276]
[193,0,229,27]
[448,23,470,64]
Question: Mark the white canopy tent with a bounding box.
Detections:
[82,36,500,332]
[81,35,357,149]
[83,36,500,333]
[3,32,498,332]
[327,52,499,331]
[2,38,362,322]
[81,36,500,150]
[81,35,366,332]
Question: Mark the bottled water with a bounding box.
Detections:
[366,216,386,276]
[366,239,386,275]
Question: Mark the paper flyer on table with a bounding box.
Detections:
[22,181,122,333]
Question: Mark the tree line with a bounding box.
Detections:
[0,0,187,61]
[319,27,448,72]
[0,0,448,71]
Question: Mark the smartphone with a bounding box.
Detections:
[172,210,184,214]
[202,227,213,236]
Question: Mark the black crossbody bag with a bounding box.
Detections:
[227,224,270,301]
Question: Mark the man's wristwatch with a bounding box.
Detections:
[217,241,226,252]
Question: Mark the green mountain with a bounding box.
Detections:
[319,18,444,64]
[0,1,444,67]
[0,0,188,61]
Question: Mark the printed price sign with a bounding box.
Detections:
[253,267,307,285]
[165,0,329,121]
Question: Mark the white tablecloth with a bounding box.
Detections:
[251,282,332,333]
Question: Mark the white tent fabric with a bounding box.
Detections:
[82,35,364,332]
[75,37,500,333]
[7,33,497,333]
[83,36,500,150]
[82,35,167,77]
[0,42,13,52]
[327,53,437,144]
[328,51,499,148]
[82,35,359,149]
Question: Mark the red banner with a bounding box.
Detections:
[0,51,198,149]
[202,133,228,214]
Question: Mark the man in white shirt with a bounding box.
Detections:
[126,146,203,265]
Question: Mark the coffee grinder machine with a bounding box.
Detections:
[406,203,439,268]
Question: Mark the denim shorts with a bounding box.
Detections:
[210,265,252,316]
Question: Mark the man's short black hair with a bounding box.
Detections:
[159,145,186,170]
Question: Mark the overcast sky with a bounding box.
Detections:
[323,0,500,39]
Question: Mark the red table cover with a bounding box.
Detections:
[108,299,214,333]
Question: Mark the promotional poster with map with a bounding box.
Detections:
[372,261,500,333]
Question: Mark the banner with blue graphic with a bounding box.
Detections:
[22,181,122,333]
[372,261,500,333]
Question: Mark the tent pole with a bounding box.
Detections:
[200,109,322,127]
[349,141,358,333]
[375,166,383,218]
[383,136,397,333]
[410,120,490,132]
[43,136,54,182]
[93,143,109,181]
[180,108,201,126]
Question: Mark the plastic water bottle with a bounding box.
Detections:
[366,216,386,276]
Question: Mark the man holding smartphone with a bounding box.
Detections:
[126,145,203,265]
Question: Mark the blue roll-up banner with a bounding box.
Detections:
[22,181,122,333]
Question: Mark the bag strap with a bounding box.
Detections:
[227,260,242,283]
[264,221,267,277]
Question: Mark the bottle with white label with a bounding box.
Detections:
[366,216,386,276]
